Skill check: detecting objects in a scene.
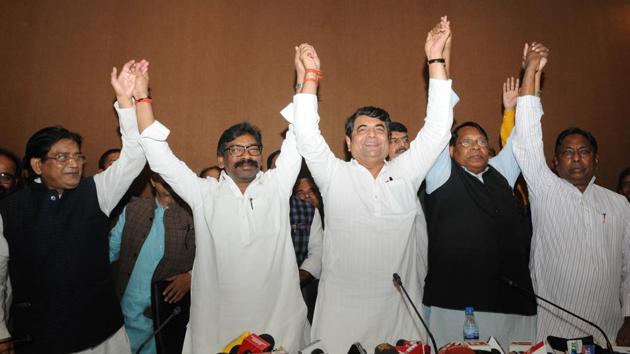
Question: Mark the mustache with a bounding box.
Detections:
[234,159,259,169]
[395,147,408,154]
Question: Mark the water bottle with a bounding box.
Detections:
[463,306,479,341]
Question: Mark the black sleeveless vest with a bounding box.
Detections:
[423,160,536,315]
[0,178,123,353]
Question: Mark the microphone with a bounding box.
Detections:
[501,277,613,352]
[234,333,274,354]
[348,342,368,354]
[374,343,399,354]
[136,306,182,354]
[393,273,438,354]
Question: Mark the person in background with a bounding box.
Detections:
[109,173,195,354]
[0,149,21,200]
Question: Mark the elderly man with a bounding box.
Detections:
[512,42,630,346]
[0,60,147,354]
[423,116,537,346]
[132,59,309,352]
[290,17,454,352]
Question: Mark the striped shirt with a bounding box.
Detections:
[512,96,630,345]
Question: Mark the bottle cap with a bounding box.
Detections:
[464,306,474,314]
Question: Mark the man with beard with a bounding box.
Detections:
[131,58,309,352]
[512,42,630,346]
[290,16,454,352]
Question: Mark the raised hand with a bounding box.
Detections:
[520,42,549,96]
[110,60,136,108]
[502,77,520,111]
[133,59,150,100]
[298,43,320,95]
[425,16,451,60]
[298,43,320,71]
[522,42,549,73]
[294,46,306,90]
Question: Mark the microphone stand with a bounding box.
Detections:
[501,277,614,353]
[393,273,438,354]
[136,306,181,354]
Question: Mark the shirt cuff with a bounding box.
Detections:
[299,259,321,279]
[113,101,140,138]
[140,120,170,141]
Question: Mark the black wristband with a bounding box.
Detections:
[427,58,446,64]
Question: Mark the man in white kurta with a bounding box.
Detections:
[290,21,454,351]
[512,43,630,346]
[134,65,309,352]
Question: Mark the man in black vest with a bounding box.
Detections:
[0,60,147,354]
[423,117,538,346]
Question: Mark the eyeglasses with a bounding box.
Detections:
[43,153,87,164]
[0,173,15,182]
[223,144,263,157]
[458,138,489,148]
[389,136,410,145]
[559,148,593,159]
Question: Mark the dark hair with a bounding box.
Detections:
[23,126,83,177]
[266,150,281,170]
[619,167,630,193]
[345,106,390,138]
[0,148,22,178]
[216,122,262,157]
[98,148,121,170]
[554,127,598,157]
[449,121,489,146]
[389,122,408,134]
[199,165,222,177]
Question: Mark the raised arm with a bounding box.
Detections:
[617,212,630,345]
[266,50,310,198]
[134,61,208,208]
[511,42,556,196]
[392,16,454,189]
[94,60,147,216]
[291,44,340,192]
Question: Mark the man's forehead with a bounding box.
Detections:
[50,139,81,153]
[391,131,408,138]
[457,126,485,139]
[228,133,258,144]
[561,134,591,148]
[0,155,16,172]
[355,115,385,127]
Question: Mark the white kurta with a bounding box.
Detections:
[290,79,453,353]
[139,121,309,353]
[512,96,630,345]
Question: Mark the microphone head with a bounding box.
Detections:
[229,345,240,354]
[375,343,399,354]
[311,350,325,354]
[348,342,368,354]
[393,273,402,286]
[259,333,275,351]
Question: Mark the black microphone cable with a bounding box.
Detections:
[393,273,438,354]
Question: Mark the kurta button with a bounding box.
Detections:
[49,195,56,201]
